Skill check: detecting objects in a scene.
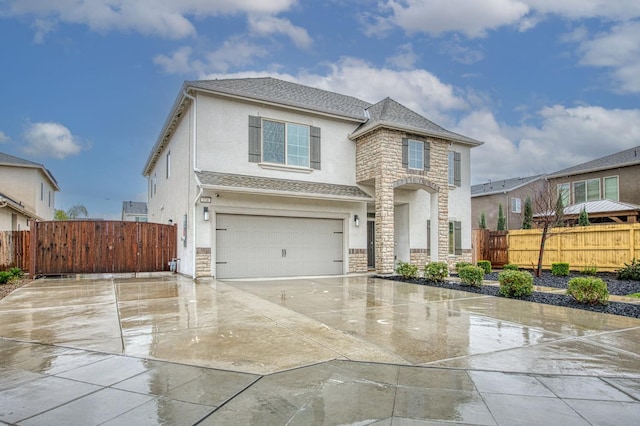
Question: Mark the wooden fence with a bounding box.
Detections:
[0,230,30,271]
[29,221,177,276]
[472,230,508,267]
[508,223,640,272]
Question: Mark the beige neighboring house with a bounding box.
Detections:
[121,201,148,222]
[0,152,59,230]
[471,175,545,230]
[143,77,483,279]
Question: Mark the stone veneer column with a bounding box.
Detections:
[437,189,449,263]
[375,176,395,274]
[195,247,211,277]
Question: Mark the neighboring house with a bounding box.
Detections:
[121,201,148,222]
[0,191,41,230]
[143,77,482,278]
[471,175,545,230]
[547,145,640,210]
[0,152,59,230]
[560,200,640,225]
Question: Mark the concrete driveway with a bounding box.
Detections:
[0,274,639,424]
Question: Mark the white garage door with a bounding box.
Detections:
[216,214,344,279]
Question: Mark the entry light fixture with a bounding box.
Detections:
[354,214,360,227]
[203,206,210,221]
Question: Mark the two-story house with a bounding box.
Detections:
[471,175,545,230]
[143,78,482,278]
[0,152,59,230]
[121,201,148,222]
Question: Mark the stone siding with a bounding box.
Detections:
[348,249,368,273]
[195,247,211,277]
[410,249,430,268]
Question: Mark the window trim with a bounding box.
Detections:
[557,183,570,206]
[603,175,619,201]
[262,118,311,168]
[448,220,462,255]
[166,150,171,179]
[511,197,522,214]
[408,139,424,170]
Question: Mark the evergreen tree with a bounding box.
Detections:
[479,212,487,229]
[554,196,565,227]
[497,204,506,231]
[578,207,590,226]
[522,196,533,229]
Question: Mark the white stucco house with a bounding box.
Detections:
[0,152,59,230]
[143,78,482,278]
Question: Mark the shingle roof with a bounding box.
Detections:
[352,97,482,146]
[471,175,544,197]
[0,151,60,190]
[122,201,148,215]
[196,171,372,201]
[188,77,371,121]
[547,145,640,178]
[0,191,42,220]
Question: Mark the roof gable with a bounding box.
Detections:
[471,175,544,197]
[548,145,640,178]
[0,151,60,190]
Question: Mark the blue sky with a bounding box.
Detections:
[1,1,639,219]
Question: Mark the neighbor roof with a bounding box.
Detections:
[122,201,148,215]
[0,191,43,220]
[196,171,372,202]
[144,77,484,175]
[0,151,60,190]
[547,145,640,178]
[350,97,482,146]
[471,175,544,197]
[563,199,640,216]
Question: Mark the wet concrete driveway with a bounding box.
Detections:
[0,274,639,424]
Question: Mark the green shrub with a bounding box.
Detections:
[395,261,419,279]
[551,262,570,276]
[458,265,484,287]
[498,270,534,298]
[567,277,609,305]
[424,262,449,282]
[503,264,519,271]
[580,265,597,276]
[477,260,491,274]
[8,267,24,279]
[617,259,640,281]
[455,261,472,273]
[0,271,12,285]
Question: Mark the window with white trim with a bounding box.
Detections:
[604,176,619,201]
[573,178,600,203]
[263,120,310,167]
[557,183,570,206]
[511,197,521,213]
[408,140,424,170]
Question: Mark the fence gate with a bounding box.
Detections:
[29,221,177,276]
[0,230,30,271]
[472,229,508,268]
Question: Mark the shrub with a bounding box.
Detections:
[580,265,597,276]
[503,264,519,271]
[8,267,24,279]
[0,271,12,285]
[567,277,609,305]
[477,260,492,274]
[551,262,570,276]
[498,270,534,298]
[395,261,419,280]
[458,265,484,287]
[455,261,472,273]
[617,259,640,281]
[424,262,449,282]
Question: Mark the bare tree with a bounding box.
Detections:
[531,179,563,277]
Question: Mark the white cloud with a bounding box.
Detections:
[574,21,640,93]
[248,15,312,49]
[0,131,9,143]
[385,44,418,69]
[2,0,298,40]
[21,122,84,159]
[463,105,640,183]
[440,37,484,64]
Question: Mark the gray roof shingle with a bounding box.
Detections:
[471,175,544,197]
[196,171,372,201]
[122,201,148,215]
[548,145,640,178]
[0,151,60,189]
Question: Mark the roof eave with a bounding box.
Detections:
[200,184,373,203]
[349,121,483,147]
[471,176,545,197]
[547,160,640,179]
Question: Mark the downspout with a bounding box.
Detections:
[183,90,201,279]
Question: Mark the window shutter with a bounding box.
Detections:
[402,138,408,168]
[310,126,321,170]
[454,221,462,255]
[454,151,461,186]
[248,116,261,163]
[426,219,431,256]
[424,142,431,171]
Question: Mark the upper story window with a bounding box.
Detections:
[408,140,424,170]
[448,151,461,186]
[604,176,619,201]
[249,116,321,170]
[511,197,521,213]
[166,151,171,179]
[40,182,44,201]
[574,178,600,203]
[557,183,570,206]
[402,138,430,172]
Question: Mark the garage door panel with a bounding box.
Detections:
[216,214,343,279]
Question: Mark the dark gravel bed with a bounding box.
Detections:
[379,273,640,319]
